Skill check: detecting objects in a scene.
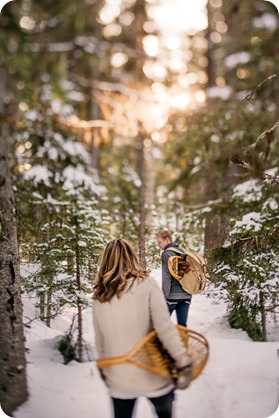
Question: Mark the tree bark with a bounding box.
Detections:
[204,161,239,252]
[39,293,46,322]
[138,128,146,269]
[90,61,100,170]
[204,214,229,251]
[46,288,52,328]
[75,214,83,362]
[205,0,215,89]
[145,140,155,228]
[259,291,267,342]
[0,101,28,413]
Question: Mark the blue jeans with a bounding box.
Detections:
[112,390,175,418]
[167,299,191,326]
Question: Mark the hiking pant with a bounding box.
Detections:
[112,390,175,418]
[167,299,191,326]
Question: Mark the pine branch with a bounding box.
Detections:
[182,199,222,210]
[249,121,279,150]
[243,72,279,101]
[230,157,279,184]
[23,312,59,327]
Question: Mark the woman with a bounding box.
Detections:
[93,238,192,418]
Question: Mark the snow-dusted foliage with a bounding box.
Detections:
[210,172,279,341]
[102,157,141,244]
[14,89,111,324]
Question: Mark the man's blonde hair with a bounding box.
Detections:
[93,238,148,302]
[156,230,173,241]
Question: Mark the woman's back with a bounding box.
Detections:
[93,276,190,398]
[93,238,192,416]
[93,277,154,358]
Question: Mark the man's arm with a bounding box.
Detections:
[161,251,172,299]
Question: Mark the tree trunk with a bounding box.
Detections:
[46,288,52,328]
[205,0,215,89]
[145,140,155,229]
[39,293,45,322]
[204,214,229,251]
[138,128,146,269]
[75,215,83,362]
[259,291,267,341]
[204,161,239,253]
[0,100,28,413]
[90,61,100,170]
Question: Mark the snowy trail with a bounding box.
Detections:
[136,282,279,418]
[13,270,279,418]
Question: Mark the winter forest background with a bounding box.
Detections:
[0,0,278,416]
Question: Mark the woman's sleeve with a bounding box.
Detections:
[92,303,105,359]
[149,280,191,369]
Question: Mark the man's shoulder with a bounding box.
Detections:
[163,244,184,254]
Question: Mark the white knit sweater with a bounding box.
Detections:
[93,277,191,399]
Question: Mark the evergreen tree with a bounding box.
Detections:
[210,168,278,341]
[13,91,110,359]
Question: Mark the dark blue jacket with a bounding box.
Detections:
[161,243,192,301]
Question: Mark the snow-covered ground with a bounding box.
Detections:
[6,269,279,418]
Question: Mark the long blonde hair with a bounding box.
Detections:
[93,238,148,302]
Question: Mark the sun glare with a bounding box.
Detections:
[169,93,191,109]
[168,57,187,72]
[99,0,209,131]
[195,90,206,103]
[99,0,122,24]
[143,61,167,81]
[142,0,208,114]
[111,52,128,67]
[165,36,182,50]
[143,35,160,57]
[147,0,208,35]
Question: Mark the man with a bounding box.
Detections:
[156,230,192,326]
